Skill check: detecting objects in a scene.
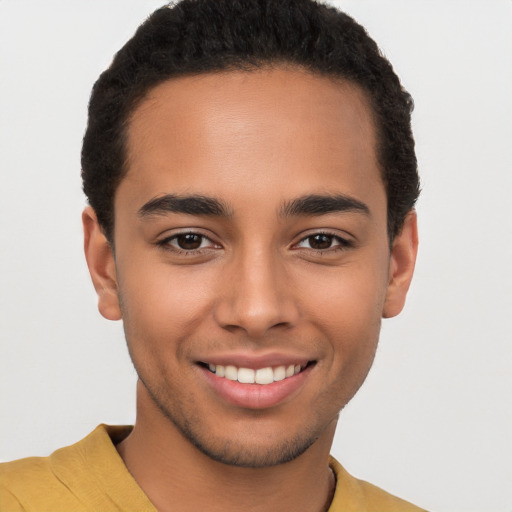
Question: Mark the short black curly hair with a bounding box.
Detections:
[82,0,419,243]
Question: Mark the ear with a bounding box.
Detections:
[82,206,122,321]
[382,210,419,319]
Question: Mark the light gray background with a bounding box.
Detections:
[1,1,511,511]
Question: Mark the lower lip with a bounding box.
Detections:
[200,365,313,410]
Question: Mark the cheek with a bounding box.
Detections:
[296,254,388,384]
[116,262,215,359]
[299,258,389,331]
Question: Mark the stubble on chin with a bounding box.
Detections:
[138,374,328,468]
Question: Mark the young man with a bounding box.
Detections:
[0,1,424,510]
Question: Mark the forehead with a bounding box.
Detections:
[120,67,383,213]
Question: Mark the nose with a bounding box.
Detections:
[213,246,300,338]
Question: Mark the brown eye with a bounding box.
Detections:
[175,233,204,250]
[157,231,221,254]
[307,234,334,250]
[295,232,352,252]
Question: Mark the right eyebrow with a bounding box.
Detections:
[137,194,232,218]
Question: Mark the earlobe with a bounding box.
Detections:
[382,210,419,319]
[82,206,122,321]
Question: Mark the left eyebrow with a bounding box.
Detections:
[280,194,370,218]
[137,194,232,218]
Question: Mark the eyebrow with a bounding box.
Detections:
[280,194,370,217]
[138,194,232,218]
[137,192,370,220]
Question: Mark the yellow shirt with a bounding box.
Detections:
[0,425,426,512]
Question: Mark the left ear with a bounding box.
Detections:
[382,210,419,318]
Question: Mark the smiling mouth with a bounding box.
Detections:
[199,362,314,385]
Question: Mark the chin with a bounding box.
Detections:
[143,377,324,468]
[180,424,320,468]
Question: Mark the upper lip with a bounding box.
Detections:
[196,351,314,369]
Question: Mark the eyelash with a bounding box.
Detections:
[294,232,354,253]
[156,230,353,255]
[156,231,219,255]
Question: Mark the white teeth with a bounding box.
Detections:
[255,367,274,385]
[237,367,255,384]
[224,365,238,381]
[273,365,286,381]
[208,363,305,385]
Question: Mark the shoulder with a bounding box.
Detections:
[0,425,140,512]
[1,454,53,482]
[1,457,42,512]
[0,454,77,512]
[329,457,428,512]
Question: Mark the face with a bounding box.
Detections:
[84,67,417,467]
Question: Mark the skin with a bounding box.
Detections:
[83,67,418,512]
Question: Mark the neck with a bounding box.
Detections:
[116,383,337,512]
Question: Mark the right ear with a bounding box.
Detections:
[82,206,122,321]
